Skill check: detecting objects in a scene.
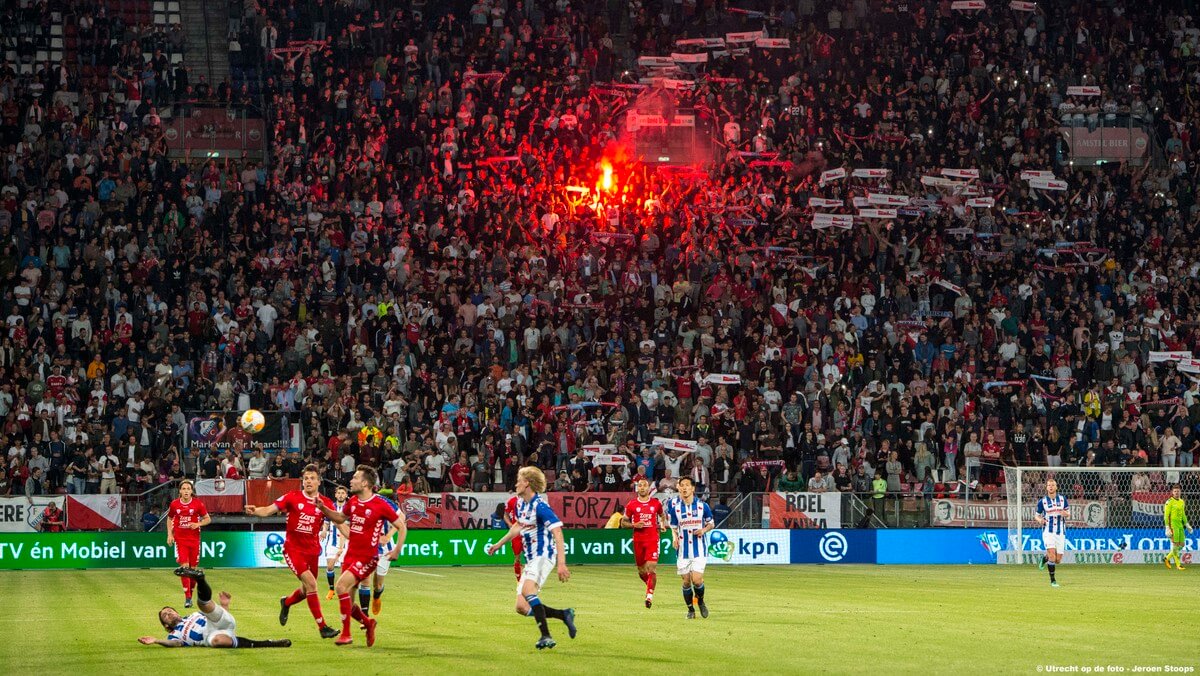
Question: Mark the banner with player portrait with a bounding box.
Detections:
[767,492,842,529]
[185,410,301,456]
[928,498,1108,527]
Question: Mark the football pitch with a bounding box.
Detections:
[2,565,1195,674]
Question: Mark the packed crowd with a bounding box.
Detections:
[3,0,1200,504]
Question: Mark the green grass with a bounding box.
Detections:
[2,565,1196,674]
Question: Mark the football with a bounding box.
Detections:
[238,409,265,434]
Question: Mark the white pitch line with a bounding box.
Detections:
[394,568,444,577]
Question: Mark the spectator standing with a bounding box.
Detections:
[100,448,120,494]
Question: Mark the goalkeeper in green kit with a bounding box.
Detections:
[1163,484,1193,570]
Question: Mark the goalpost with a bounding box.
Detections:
[999,466,1200,565]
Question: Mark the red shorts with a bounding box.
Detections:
[174,541,200,566]
[633,534,660,567]
[284,548,320,578]
[342,555,380,582]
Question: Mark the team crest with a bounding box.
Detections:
[401,497,429,521]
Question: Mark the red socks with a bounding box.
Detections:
[514,561,522,580]
[639,570,648,582]
[283,588,305,607]
[338,593,353,636]
[305,592,327,627]
[181,576,193,596]
[647,572,657,593]
[337,594,366,634]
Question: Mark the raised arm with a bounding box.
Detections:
[244,504,281,518]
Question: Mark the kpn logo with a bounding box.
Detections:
[264,532,286,563]
[708,530,733,561]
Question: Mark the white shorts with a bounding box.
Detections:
[322,544,344,568]
[677,557,708,576]
[202,605,237,647]
[1042,531,1066,552]
[375,552,391,577]
[516,556,554,593]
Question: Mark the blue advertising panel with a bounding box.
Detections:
[876,529,1002,564]
[1010,528,1199,553]
[789,529,876,563]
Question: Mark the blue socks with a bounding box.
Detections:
[683,585,694,609]
[326,570,335,590]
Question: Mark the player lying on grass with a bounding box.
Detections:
[139,567,291,648]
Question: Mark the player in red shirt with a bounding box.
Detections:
[318,466,407,647]
[167,480,211,608]
[504,494,524,580]
[244,464,341,639]
[621,478,666,608]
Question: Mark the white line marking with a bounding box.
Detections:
[394,568,444,577]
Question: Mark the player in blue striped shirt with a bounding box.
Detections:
[1035,479,1069,588]
[321,486,349,600]
[359,496,399,616]
[668,477,715,619]
[139,568,291,649]
[487,466,577,650]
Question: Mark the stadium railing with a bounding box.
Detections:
[36,462,1069,532]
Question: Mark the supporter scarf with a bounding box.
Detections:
[742,460,786,469]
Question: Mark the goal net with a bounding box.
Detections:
[999,466,1200,565]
